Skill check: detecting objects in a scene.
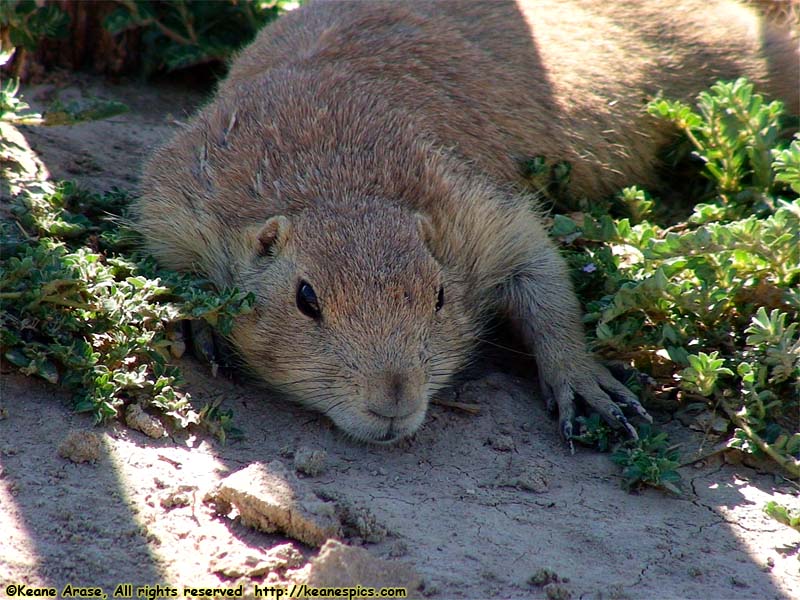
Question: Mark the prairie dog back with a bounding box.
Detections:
[226,0,798,196]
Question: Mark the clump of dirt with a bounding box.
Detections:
[125,403,167,439]
[211,542,305,579]
[57,430,102,464]
[315,490,388,544]
[159,486,196,510]
[528,569,573,600]
[503,463,549,493]
[293,446,328,477]
[209,461,342,547]
[296,539,422,593]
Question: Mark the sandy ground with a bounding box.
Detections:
[1,76,799,600]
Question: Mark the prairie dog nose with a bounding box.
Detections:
[367,370,418,419]
[388,371,406,403]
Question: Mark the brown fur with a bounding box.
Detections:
[135,0,798,443]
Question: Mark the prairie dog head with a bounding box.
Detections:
[137,75,478,443]
[231,200,473,443]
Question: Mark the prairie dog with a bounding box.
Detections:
[135,0,798,443]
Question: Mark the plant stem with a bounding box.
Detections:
[720,398,800,478]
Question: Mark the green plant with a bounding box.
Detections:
[679,351,734,397]
[773,135,800,195]
[0,1,70,51]
[0,1,292,438]
[0,73,39,123]
[618,186,655,224]
[0,77,128,125]
[0,182,254,433]
[572,414,615,453]
[198,400,243,444]
[1,39,127,126]
[571,415,682,493]
[611,427,682,494]
[763,501,800,532]
[521,155,573,207]
[103,0,297,73]
[724,308,800,474]
[555,78,799,479]
[648,78,783,196]
[2,0,298,76]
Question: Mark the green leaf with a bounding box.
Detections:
[103,6,143,35]
[551,214,580,237]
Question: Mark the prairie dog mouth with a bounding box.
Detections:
[366,413,423,444]
[331,405,428,444]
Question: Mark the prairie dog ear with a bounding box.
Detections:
[255,215,292,257]
[414,213,435,246]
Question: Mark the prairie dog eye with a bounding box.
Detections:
[297,280,321,319]
[435,285,444,312]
